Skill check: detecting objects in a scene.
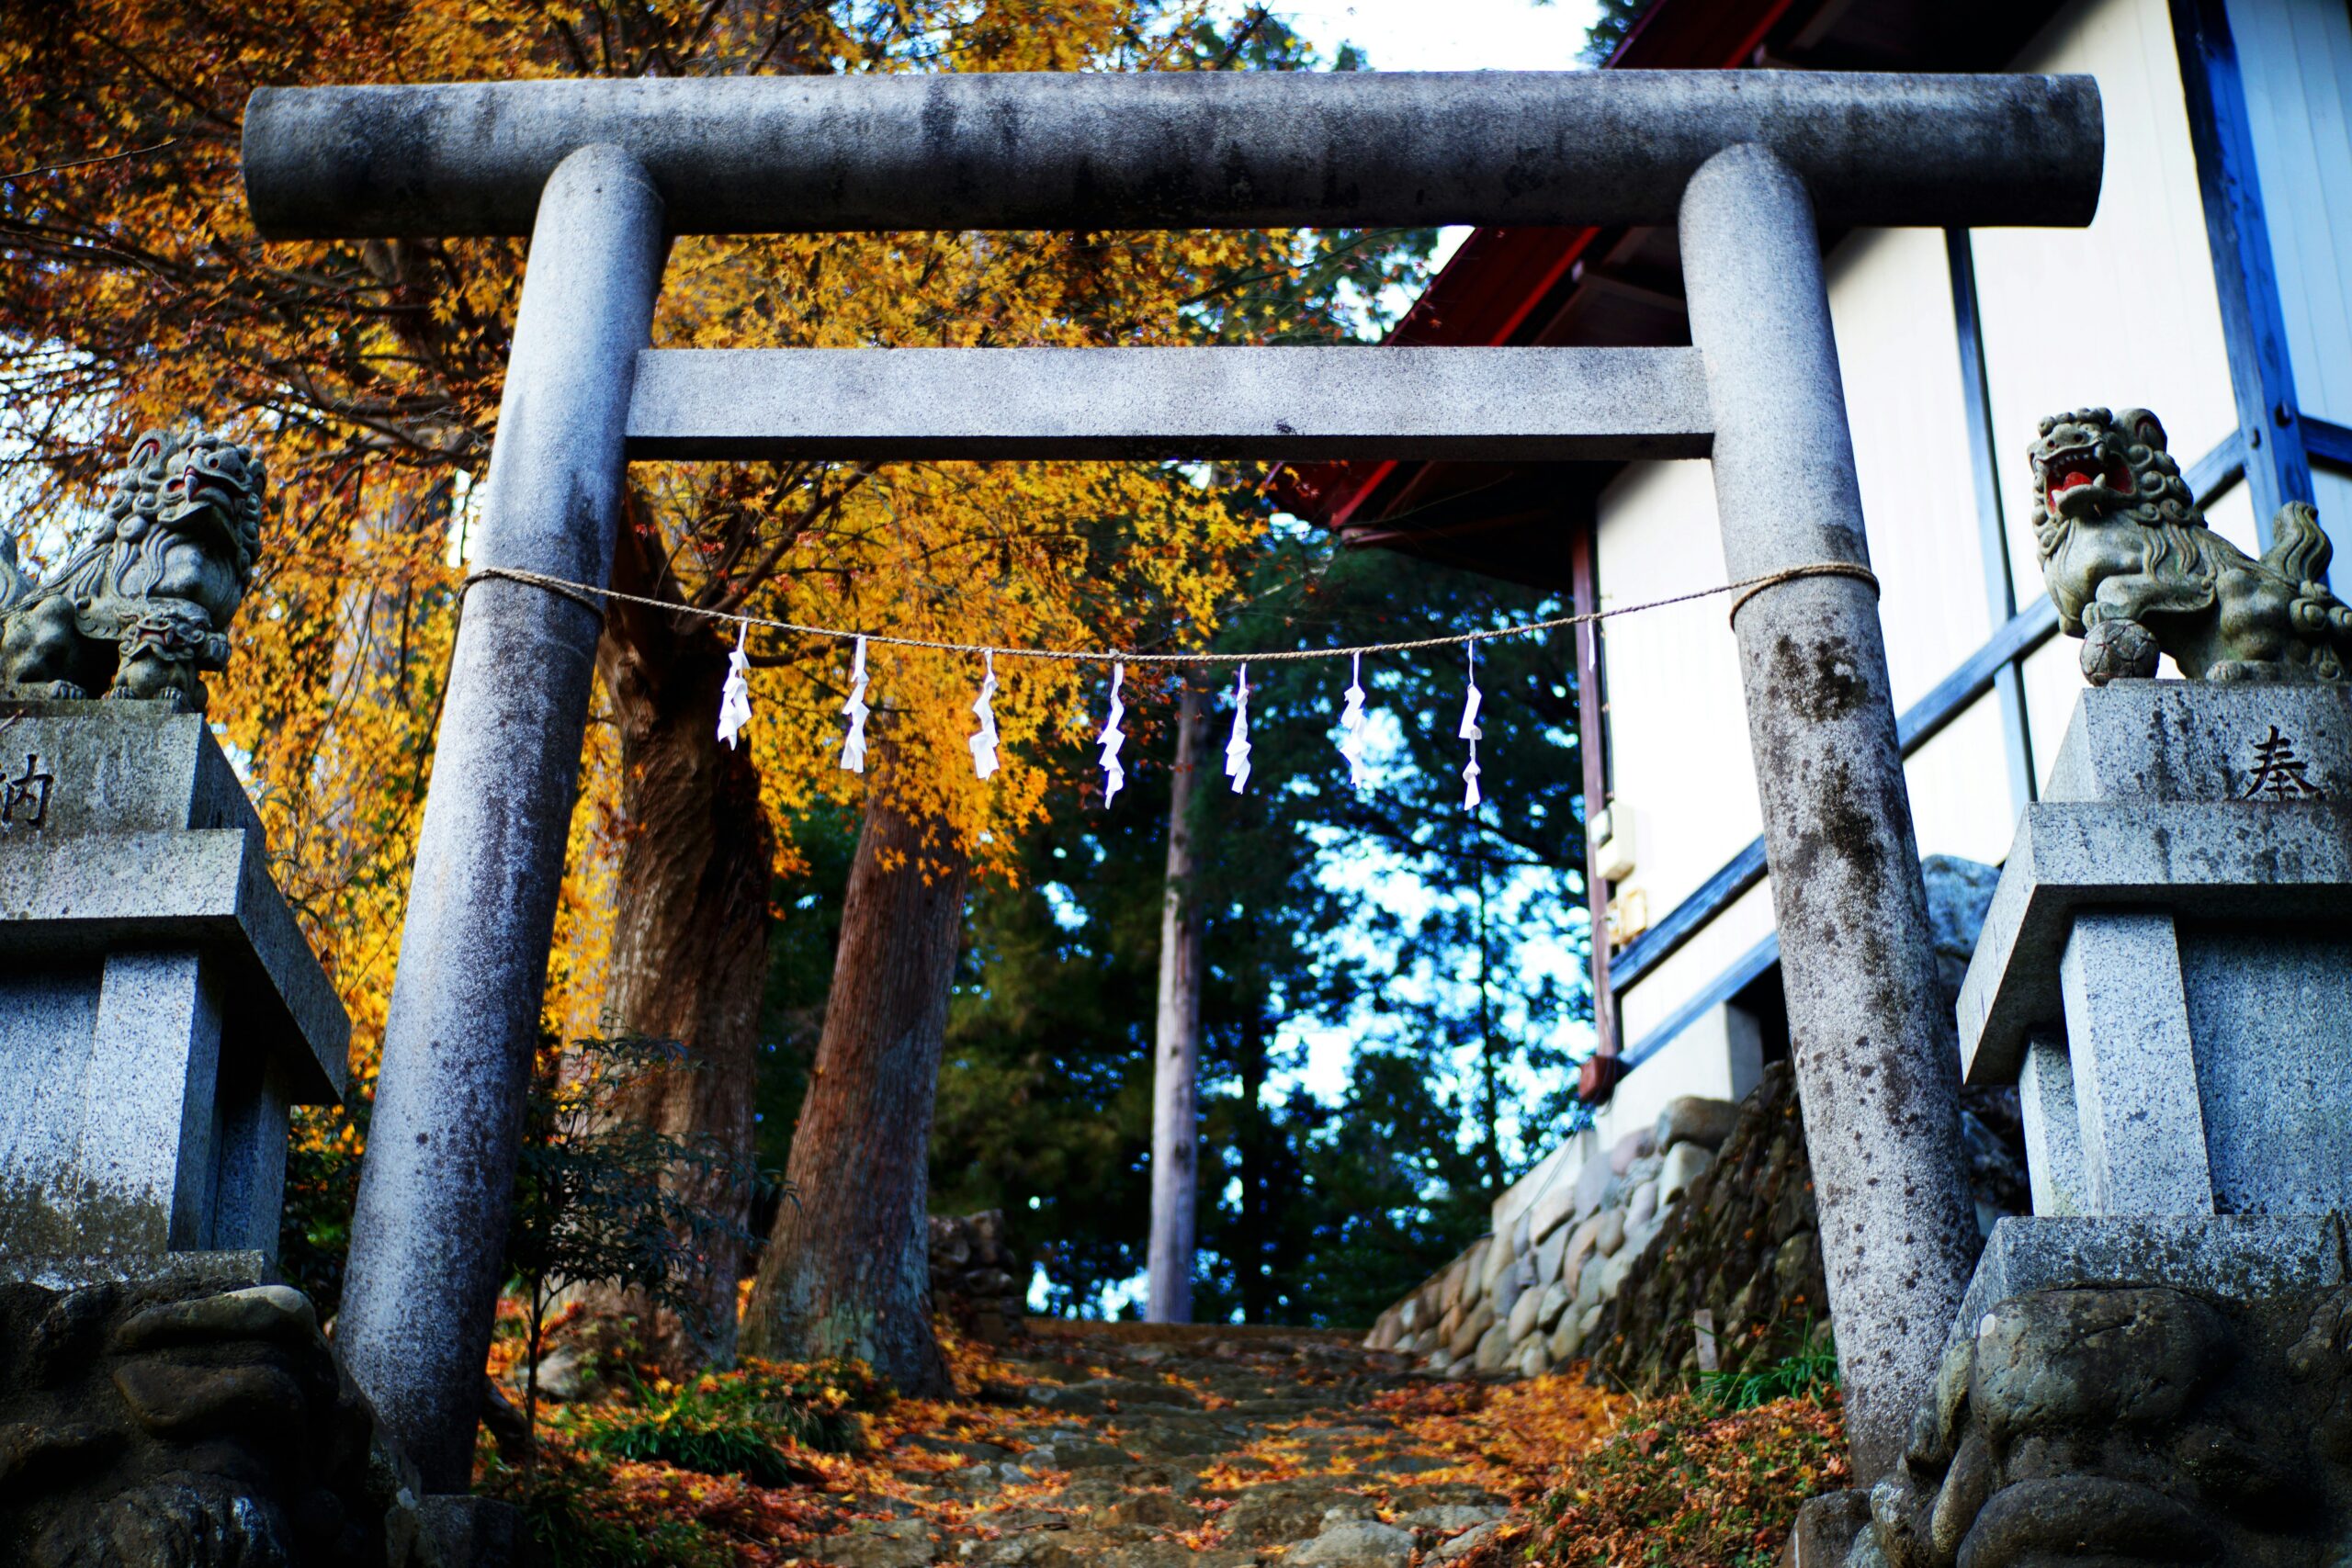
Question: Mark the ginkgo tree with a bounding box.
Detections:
[0,0,1434,1393]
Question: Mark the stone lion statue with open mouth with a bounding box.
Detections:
[2031,406,2350,685]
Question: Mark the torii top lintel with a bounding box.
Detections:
[240,70,2102,240]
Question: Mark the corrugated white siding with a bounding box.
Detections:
[1826,226,2000,711]
[1592,456,1754,928]
[1589,0,2310,1117]
[2229,0,2352,558]
[1971,0,2242,621]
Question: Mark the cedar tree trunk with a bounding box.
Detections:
[584,517,775,1367]
[741,777,967,1395]
[1146,682,1204,1324]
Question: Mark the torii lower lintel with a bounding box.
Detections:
[254,70,2104,1492]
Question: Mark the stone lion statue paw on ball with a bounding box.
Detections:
[0,424,264,715]
[2031,406,2352,685]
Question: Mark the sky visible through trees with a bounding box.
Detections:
[763,517,1602,1325]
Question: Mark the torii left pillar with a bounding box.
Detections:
[336,144,666,1490]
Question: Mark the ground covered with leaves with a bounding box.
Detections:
[1482,1388,1849,1568]
[479,1309,1846,1568]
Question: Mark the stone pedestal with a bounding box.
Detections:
[1959,681,2352,1219]
[1836,682,2352,1567]
[0,701,348,1266]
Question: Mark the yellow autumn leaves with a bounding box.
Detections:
[0,0,1292,1071]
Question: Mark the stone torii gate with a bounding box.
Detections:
[239,70,2103,1489]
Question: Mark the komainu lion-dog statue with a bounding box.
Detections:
[0,425,265,713]
[2032,407,2352,685]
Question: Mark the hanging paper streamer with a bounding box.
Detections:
[838,635,870,773]
[1336,650,1372,790]
[1225,663,1252,794]
[1458,643,1484,809]
[1098,662,1126,806]
[716,621,752,750]
[969,649,1001,780]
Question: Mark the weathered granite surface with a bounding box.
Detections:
[1815,673,2352,1563]
[0,702,347,1073]
[1951,1214,2351,1348]
[1960,682,2352,1218]
[0,1264,430,1566]
[0,703,346,1260]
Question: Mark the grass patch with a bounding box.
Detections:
[575,1358,890,1483]
[1695,1338,1839,1413]
[489,1451,736,1568]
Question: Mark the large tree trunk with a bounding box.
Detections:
[1147,683,1204,1324]
[585,517,775,1368]
[741,778,967,1395]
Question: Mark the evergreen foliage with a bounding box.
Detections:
[1579,0,1655,63]
[508,1033,765,1448]
[805,528,1600,1325]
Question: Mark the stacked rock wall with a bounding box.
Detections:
[1366,1062,2027,1390]
[1583,1065,2025,1393]
[1584,1062,1823,1389]
[1363,1094,1744,1378]
[0,1267,436,1567]
[1365,856,2023,1387]
[930,1210,1027,1345]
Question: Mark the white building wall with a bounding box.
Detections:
[1590,456,1754,929]
[1591,0,2250,1120]
[1590,453,1773,1121]
[1825,226,1998,711]
[1972,0,2245,628]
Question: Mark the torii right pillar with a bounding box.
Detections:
[1680,143,1984,1482]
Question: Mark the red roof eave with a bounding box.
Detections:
[1269,0,1802,529]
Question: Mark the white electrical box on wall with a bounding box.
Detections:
[1589,802,1638,884]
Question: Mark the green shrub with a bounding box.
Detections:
[279,1107,366,1317]
[576,1359,887,1483]
[578,1411,810,1488]
[1694,1341,1841,1413]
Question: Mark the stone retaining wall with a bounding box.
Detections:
[1585,1061,1820,1388]
[931,1210,1026,1345]
[1365,1062,2026,1389]
[1363,1091,1744,1378]
[1367,856,2023,1387]
[1587,1064,2029,1394]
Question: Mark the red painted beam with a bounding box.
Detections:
[1271,0,1804,529]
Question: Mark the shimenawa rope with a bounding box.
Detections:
[460,558,1881,665]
